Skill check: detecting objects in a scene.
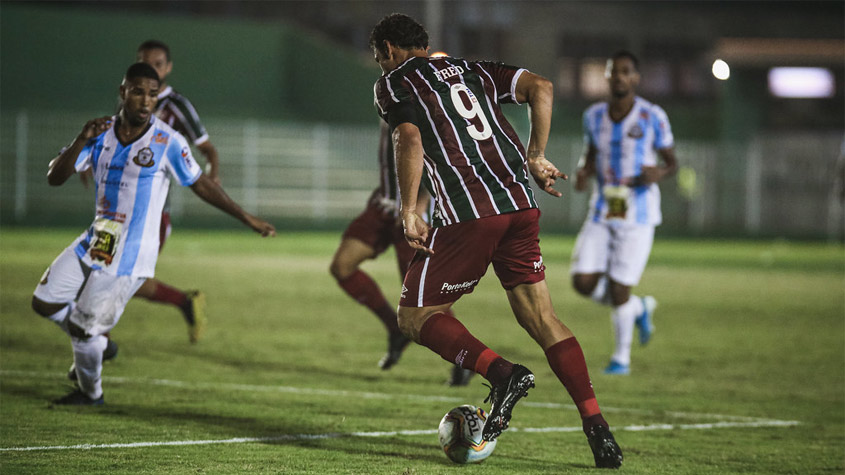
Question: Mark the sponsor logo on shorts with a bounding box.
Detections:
[440,279,479,294]
[533,257,545,272]
[401,285,408,299]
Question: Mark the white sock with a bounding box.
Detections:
[590,276,613,306]
[71,334,107,400]
[610,297,641,366]
[45,303,74,336]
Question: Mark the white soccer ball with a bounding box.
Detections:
[438,404,498,464]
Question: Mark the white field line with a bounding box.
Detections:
[1,370,788,424]
[0,420,800,453]
[1,370,799,427]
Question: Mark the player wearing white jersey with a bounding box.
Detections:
[31,63,275,405]
[571,51,677,375]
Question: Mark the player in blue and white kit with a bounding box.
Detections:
[571,51,677,375]
[31,63,275,405]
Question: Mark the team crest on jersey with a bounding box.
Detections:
[627,124,644,139]
[133,147,155,167]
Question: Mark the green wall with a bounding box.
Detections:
[0,3,382,122]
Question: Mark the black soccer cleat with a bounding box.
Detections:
[68,338,119,381]
[481,364,535,441]
[51,389,104,406]
[378,332,410,370]
[448,365,475,387]
[586,424,623,469]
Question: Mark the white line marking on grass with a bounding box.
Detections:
[0,370,798,426]
[0,420,800,452]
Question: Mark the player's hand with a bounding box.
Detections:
[78,116,113,141]
[574,167,592,192]
[527,154,568,197]
[246,215,276,237]
[402,211,433,255]
[635,166,664,186]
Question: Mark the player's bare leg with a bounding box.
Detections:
[506,280,622,468]
[331,238,409,369]
[134,278,206,343]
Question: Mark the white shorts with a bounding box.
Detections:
[569,220,655,287]
[34,244,145,336]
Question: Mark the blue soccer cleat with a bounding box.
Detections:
[51,389,104,406]
[603,360,630,375]
[635,296,657,346]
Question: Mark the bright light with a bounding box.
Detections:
[712,59,730,80]
[430,51,448,58]
[768,67,835,98]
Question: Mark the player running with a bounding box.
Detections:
[31,63,275,406]
[329,122,473,385]
[571,51,677,375]
[370,13,622,468]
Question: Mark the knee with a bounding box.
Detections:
[329,256,355,281]
[31,296,55,317]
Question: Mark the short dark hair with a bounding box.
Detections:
[125,62,160,84]
[369,13,429,56]
[611,50,639,71]
[137,39,171,62]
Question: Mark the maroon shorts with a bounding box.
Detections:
[400,208,546,307]
[342,200,417,277]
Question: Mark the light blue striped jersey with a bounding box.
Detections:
[70,116,202,277]
[582,96,673,226]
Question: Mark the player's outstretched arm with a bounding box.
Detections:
[514,72,567,197]
[197,141,222,185]
[47,116,112,186]
[189,174,276,237]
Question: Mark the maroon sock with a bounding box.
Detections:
[545,337,607,432]
[147,281,188,308]
[418,312,510,384]
[338,270,400,334]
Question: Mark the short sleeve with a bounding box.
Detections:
[374,75,419,128]
[475,62,524,105]
[71,139,97,172]
[165,133,202,186]
[582,109,596,147]
[651,105,674,149]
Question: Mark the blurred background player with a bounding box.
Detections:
[329,121,474,386]
[132,39,223,343]
[371,13,622,468]
[571,50,678,375]
[31,63,275,405]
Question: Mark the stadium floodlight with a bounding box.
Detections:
[768,67,835,98]
[712,59,730,81]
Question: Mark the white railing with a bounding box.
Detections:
[2,110,841,239]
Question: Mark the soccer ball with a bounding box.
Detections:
[438,404,498,464]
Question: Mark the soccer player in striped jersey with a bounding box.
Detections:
[329,122,474,385]
[131,40,222,343]
[571,51,678,376]
[370,13,622,468]
[31,63,275,405]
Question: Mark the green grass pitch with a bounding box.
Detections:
[1,228,842,474]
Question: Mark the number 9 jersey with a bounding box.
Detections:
[69,116,202,277]
[374,56,537,228]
